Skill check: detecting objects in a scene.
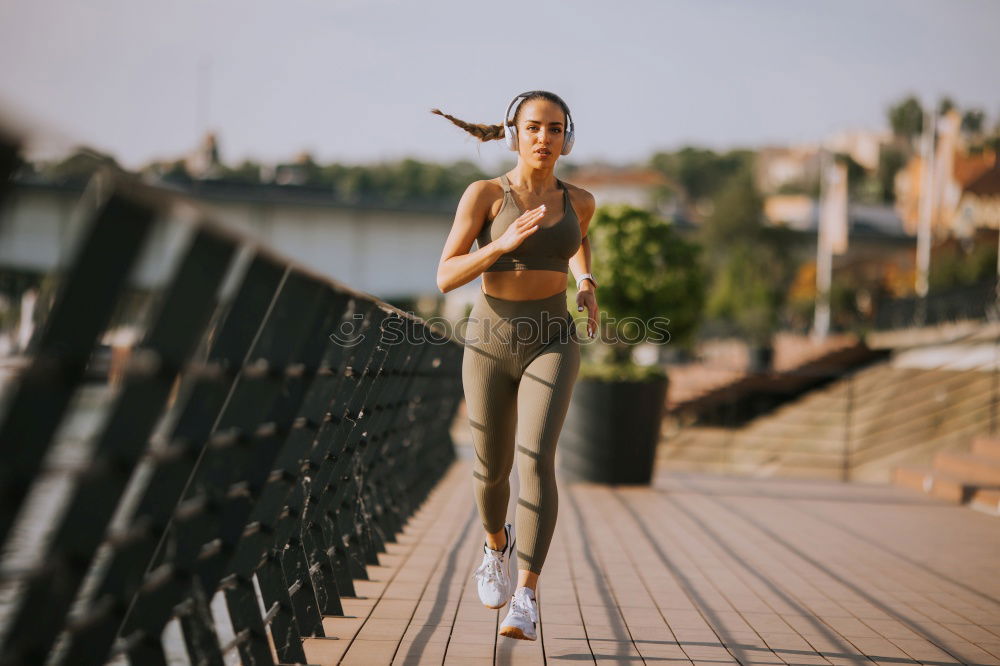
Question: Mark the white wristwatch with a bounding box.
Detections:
[576,273,597,290]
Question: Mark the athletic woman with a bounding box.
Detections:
[432,90,598,640]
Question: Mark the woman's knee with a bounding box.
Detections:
[518,451,557,486]
[475,452,514,489]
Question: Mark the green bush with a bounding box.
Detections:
[584,204,706,369]
[578,360,667,382]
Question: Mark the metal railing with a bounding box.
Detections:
[663,344,1000,482]
[873,278,1000,330]
[0,132,464,665]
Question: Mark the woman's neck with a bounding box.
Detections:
[510,165,558,194]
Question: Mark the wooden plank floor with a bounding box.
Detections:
[301,458,1000,665]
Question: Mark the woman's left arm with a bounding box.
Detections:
[568,189,597,339]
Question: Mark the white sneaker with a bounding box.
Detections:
[472,522,515,609]
[499,586,538,640]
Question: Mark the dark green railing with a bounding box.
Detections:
[0,132,464,665]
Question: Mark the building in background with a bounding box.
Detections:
[827,129,893,171]
[567,166,680,216]
[184,131,223,180]
[955,164,1000,236]
[764,194,814,230]
[894,110,998,237]
[754,145,822,194]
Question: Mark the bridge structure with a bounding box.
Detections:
[1,128,999,666]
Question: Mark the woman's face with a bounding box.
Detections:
[515,99,567,166]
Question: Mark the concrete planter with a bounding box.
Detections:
[557,375,669,484]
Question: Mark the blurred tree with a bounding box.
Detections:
[877,144,907,203]
[385,158,424,202]
[320,158,489,205]
[220,159,264,183]
[987,131,1000,155]
[699,163,796,347]
[319,163,344,185]
[888,95,924,144]
[296,152,323,184]
[706,242,785,346]
[164,160,192,183]
[938,96,956,116]
[699,166,763,263]
[337,166,375,201]
[961,109,986,137]
[649,147,753,212]
[834,152,871,200]
[133,150,490,206]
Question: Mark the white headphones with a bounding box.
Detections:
[503,90,575,155]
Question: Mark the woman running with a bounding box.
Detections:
[432,90,598,640]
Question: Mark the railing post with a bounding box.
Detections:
[842,371,853,482]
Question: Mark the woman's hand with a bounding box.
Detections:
[494,205,546,253]
[576,285,598,339]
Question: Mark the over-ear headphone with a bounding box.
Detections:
[503,90,575,155]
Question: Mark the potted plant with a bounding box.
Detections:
[558,204,705,484]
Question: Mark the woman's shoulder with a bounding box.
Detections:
[460,178,508,222]
[560,179,596,218]
[464,177,506,199]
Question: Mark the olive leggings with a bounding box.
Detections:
[461,286,581,575]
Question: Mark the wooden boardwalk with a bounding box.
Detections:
[300,456,1000,665]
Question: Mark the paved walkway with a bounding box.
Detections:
[300,457,1000,665]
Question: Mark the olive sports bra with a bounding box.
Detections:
[476,174,582,273]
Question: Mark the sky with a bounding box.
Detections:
[0,0,998,171]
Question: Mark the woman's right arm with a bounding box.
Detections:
[436,180,544,293]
